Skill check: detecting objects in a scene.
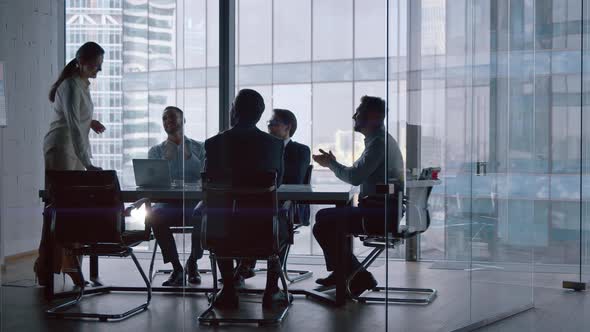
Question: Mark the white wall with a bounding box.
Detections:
[0,0,64,261]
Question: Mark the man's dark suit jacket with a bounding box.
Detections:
[204,124,284,185]
[283,140,311,226]
[283,140,311,185]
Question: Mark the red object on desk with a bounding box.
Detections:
[431,170,439,180]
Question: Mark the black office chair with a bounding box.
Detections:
[254,164,314,283]
[198,171,292,326]
[347,183,437,305]
[44,170,152,321]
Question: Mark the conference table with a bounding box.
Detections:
[39,183,356,306]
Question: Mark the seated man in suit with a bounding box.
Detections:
[236,108,311,280]
[312,96,404,296]
[268,108,311,186]
[148,106,205,286]
[204,89,290,309]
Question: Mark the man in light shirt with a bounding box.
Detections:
[148,106,205,286]
[312,96,404,296]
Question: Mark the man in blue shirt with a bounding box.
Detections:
[312,96,404,296]
[148,106,205,286]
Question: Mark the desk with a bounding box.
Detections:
[39,184,354,306]
[116,184,354,204]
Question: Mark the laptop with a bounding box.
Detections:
[132,159,172,188]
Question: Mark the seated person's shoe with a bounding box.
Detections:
[233,274,245,289]
[186,262,201,284]
[237,266,256,279]
[162,269,184,287]
[349,270,377,297]
[315,272,337,287]
[237,260,256,279]
[213,287,239,309]
[262,289,293,309]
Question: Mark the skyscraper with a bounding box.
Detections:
[66,0,123,172]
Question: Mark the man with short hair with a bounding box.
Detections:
[204,89,290,309]
[268,109,311,185]
[148,106,205,286]
[312,96,404,296]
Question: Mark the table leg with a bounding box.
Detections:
[89,255,103,286]
[42,204,54,300]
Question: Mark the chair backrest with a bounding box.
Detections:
[360,181,433,239]
[45,170,125,245]
[303,165,313,185]
[396,185,433,238]
[200,170,280,258]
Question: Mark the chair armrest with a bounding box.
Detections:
[123,198,153,240]
[281,199,293,211]
[376,183,397,195]
[123,198,152,217]
[281,200,295,244]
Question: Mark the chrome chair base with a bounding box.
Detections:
[198,254,292,326]
[46,251,152,321]
[253,267,313,283]
[347,244,437,305]
[355,286,437,305]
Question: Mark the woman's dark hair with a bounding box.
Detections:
[273,108,298,137]
[49,41,105,102]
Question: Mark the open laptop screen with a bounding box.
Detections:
[132,159,172,188]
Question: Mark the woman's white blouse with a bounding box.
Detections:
[43,76,94,167]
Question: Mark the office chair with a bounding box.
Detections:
[44,170,152,321]
[198,171,292,326]
[347,183,437,305]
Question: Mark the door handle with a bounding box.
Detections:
[476,162,487,176]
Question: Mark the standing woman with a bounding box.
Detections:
[35,41,106,286]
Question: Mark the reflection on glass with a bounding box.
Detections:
[58,0,590,329]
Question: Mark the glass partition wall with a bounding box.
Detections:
[583,0,590,292]
[39,0,590,331]
[385,0,590,330]
[385,0,474,330]
[66,0,217,320]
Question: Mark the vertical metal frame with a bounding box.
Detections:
[219,0,235,131]
[405,0,422,262]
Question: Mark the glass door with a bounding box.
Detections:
[468,0,535,323]
[385,0,474,330]
[582,0,590,288]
